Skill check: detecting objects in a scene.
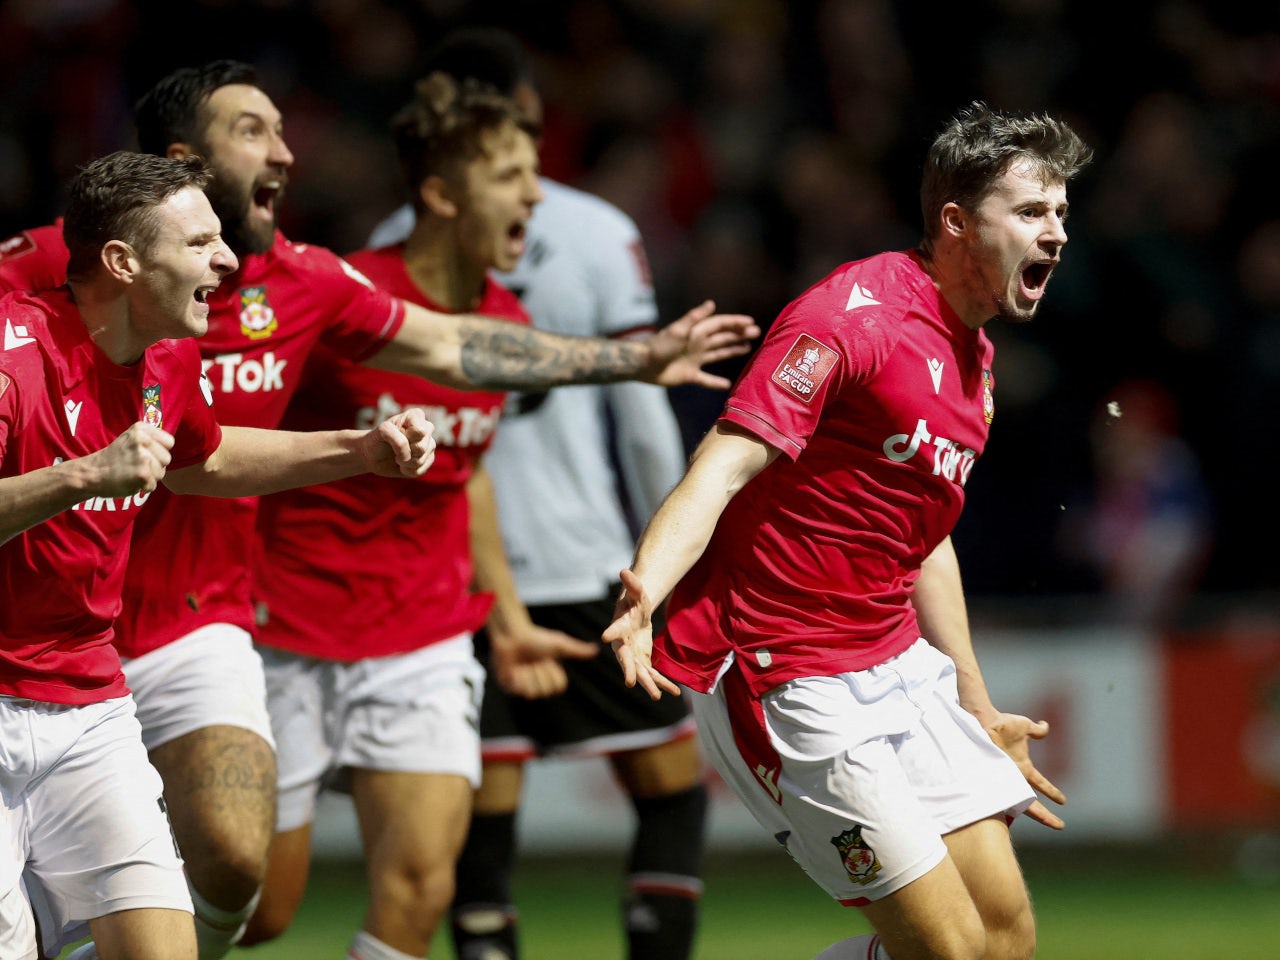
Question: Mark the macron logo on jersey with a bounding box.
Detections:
[772,334,839,403]
[64,398,83,436]
[845,282,880,310]
[4,318,36,351]
[928,358,945,394]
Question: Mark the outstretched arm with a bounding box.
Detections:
[163,410,436,497]
[915,536,1066,829]
[368,299,759,392]
[467,463,598,699]
[603,423,779,699]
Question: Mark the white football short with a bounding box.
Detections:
[0,695,192,957]
[122,623,274,752]
[261,633,485,832]
[0,826,36,960]
[691,638,1034,905]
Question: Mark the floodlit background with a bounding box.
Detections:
[8,1,1278,956]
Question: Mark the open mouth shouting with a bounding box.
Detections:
[1019,257,1057,302]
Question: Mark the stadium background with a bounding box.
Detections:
[4,0,1277,956]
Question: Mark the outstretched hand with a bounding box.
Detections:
[490,623,598,700]
[983,712,1066,830]
[602,568,681,700]
[646,300,760,390]
[360,408,437,478]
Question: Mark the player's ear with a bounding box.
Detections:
[941,202,967,240]
[420,175,458,219]
[102,239,140,282]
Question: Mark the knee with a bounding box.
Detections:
[374,859,456,935]
[191,830,271,904]
[237,889,296,947]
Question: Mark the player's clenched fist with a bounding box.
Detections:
[360,407,436,478]
[86,422,175,496]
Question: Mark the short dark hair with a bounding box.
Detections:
[133,60,259,155]
[391,71,537,210]
[418,27,533,98]
[920,101,1093,256]
[63,151,212,277]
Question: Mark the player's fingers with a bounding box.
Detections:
[1025,765,1066,805]
[652,669,682,697]
[688,371,734,391]
[672,300,716,329]
[611,639,638,688]
[1023,799,1066,830]
[552,635,599,660]
[636,668,665,701]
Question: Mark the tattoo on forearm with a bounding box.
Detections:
[458,317,649,389]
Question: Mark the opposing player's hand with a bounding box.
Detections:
[490,624,598,700]
[983,712,1065,830]
[360,408,436,478]
[603,568,681,700]
[645,300,760,389]
[87,422,174,496]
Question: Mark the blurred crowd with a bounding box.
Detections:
[2,0,1275,618]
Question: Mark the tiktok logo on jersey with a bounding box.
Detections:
[70,490,153,512]
[356,393,502,447]
[203,352,287,394]
[882,418,977,486]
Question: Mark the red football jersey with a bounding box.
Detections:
[655,251,996,696]
[0,290,222,703]
[113,232,408,656]
[253,245,524,660]
[0,221,67,294]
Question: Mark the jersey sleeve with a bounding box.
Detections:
[310,249,407,361]
[720,277,887,459]
[0,225,69,294]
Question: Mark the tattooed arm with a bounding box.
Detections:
[365,299,758,391]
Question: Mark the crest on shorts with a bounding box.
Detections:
[142,384,162,428]
[831,824,882,886]
[239,284,278,340]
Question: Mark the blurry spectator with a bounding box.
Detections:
[1057,379,1213,629]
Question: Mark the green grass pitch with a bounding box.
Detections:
[218,845,1280,960]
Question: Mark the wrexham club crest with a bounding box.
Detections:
[831,824,882,886]
[142,384,162,428]
[239,285,278,340]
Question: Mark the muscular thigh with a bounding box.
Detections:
[352,769,474,875]
[148,725,276,860]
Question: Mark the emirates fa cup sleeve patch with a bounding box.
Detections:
[772,334,839,402]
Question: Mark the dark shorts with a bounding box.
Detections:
[476,589,695,762]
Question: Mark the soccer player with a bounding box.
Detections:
[0,151,434,960]
[0,60,755,960]
[604,102,1093,960]
[240,72,599,960]
[368,29,709,960]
